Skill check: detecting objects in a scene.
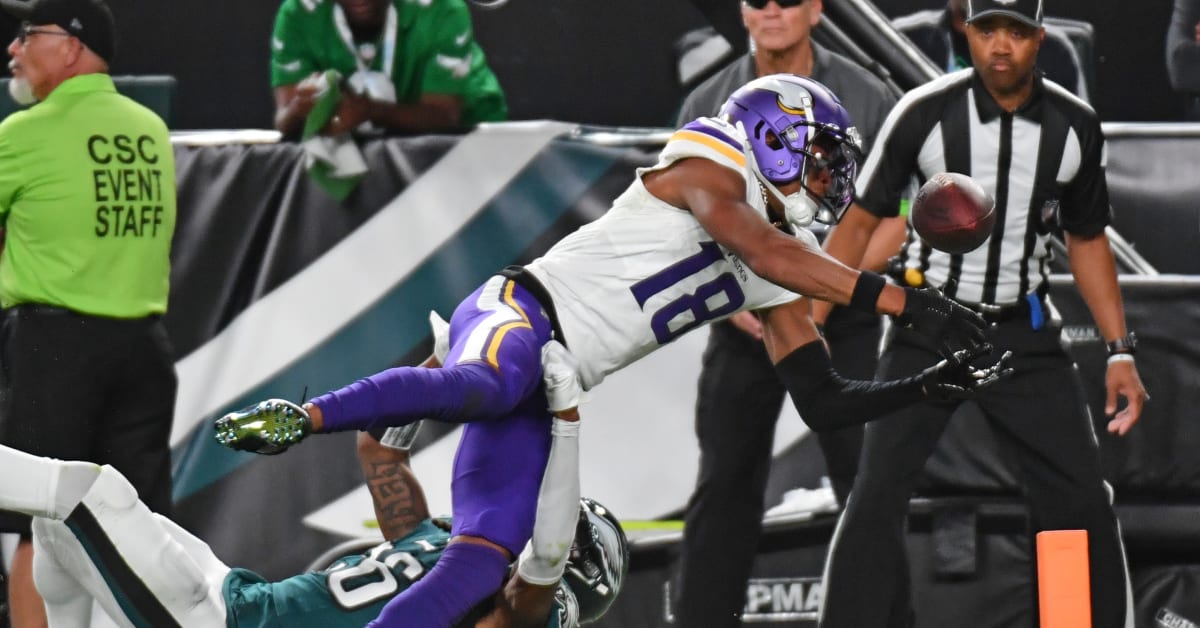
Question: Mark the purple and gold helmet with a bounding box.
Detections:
[719,74,863,223]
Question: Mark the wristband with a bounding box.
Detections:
[1106,353,1135,366]
[848,272,886,314]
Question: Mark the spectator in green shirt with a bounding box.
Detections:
[271,0,508,137]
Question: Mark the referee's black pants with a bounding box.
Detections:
[819,319,1129,628]
[0,305,177,535]
[674,306,879,627]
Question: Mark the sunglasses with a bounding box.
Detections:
[16,22,72,45]
[743,0,808,9]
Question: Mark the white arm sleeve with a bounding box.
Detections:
[517,417,581,585]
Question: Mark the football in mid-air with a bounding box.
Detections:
[911,172,996,254]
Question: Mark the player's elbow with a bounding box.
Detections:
[794,395,843,432]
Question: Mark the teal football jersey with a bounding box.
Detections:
[222,519,569,627]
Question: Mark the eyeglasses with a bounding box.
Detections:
[16,22,72,45]
[743,0,808,9]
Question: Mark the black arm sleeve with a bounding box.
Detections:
[774,342,926,431]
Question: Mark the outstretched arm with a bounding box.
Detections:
[811,204,890,325]
[662,159,906,315]
[357,431,430,541]
[761,300,1008,431]
[653,159,987,357]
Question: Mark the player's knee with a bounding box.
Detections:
[158,536,213,606]
[30,519,83,605]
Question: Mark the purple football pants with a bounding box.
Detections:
[312,275,555,553]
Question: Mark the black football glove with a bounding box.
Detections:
[919,348,1013,400]
[895,282,990,360]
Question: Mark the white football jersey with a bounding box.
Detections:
[526,117,804,389]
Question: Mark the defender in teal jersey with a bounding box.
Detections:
[0,0,178,625]
[270,0,507,137]
[223,517,593,628]
[0,339,624,627]
[0,429,623,628]
[3,443,620,628]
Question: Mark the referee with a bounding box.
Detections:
[815,0,1148,626]
[0,0,177,625]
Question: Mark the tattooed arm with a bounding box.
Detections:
[356,431,431,540]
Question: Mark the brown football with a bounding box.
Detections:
[911,172,996,254]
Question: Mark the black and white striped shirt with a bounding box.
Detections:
[856,69,1110,306]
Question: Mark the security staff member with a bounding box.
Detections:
[0,0,177,625]
[815,0,1147,626]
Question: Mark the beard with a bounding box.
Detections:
[8,76,37,106]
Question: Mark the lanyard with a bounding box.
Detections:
[333,2,398,78]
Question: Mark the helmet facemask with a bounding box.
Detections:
[736,120,861,230]
[720,74,863,228]
[801,128,861,225]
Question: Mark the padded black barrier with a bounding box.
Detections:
[1134,565,1200,628]
[606,500,1200,627]
[1105,125,1200,275]
[604,506,1036,628]
[1043,16,1097,100]
[595,517,838,628]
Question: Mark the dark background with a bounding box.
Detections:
[0,0,1184,128]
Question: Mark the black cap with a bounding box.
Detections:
[965,0,1043,29]
[1,0,116,63]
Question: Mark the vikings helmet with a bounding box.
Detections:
[719,74,863,224]
[563,498,629,624]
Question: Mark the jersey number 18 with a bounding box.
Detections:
[630,241,746,344]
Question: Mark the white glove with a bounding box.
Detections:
[429,311,450,365]
[541,340,584,413]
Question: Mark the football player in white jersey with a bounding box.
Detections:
[217,75,1004,627]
